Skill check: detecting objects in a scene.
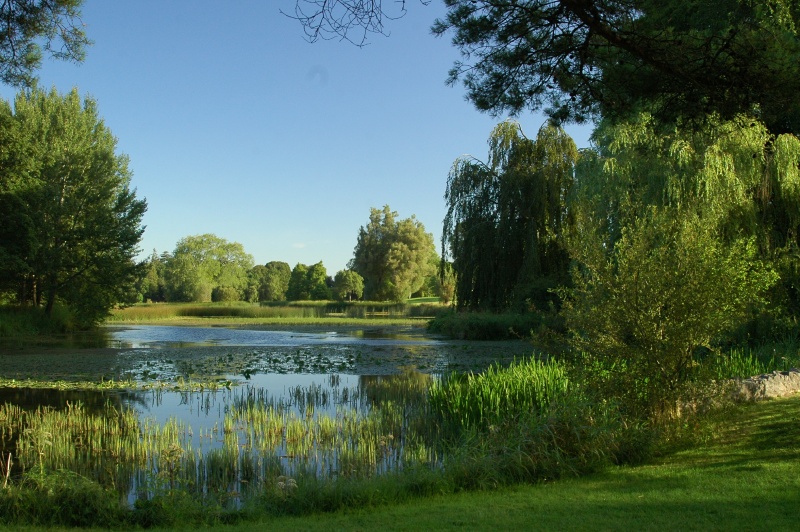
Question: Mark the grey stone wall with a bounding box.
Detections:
[735,369,800,401]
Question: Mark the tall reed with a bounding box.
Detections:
[428,358,571,433]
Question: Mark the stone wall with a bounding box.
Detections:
[735,369,800,401]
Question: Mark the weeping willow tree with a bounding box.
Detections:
[442,121,578,311]
[576,113,800,318]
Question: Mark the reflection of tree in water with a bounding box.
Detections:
[0,387,147,497]
[359,368,432,407]
[0,387,143,413]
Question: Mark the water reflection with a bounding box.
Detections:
[0,370,442,505]
[0,325,532,382]
[0,325,534,505]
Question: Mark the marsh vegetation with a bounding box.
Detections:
[1,324,797,528]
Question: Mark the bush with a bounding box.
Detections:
[562,208,777,419]
[211,285,242,302]
[0,304,75,336]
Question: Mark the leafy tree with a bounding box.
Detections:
[137,249,167,303]
[561,206,776,417]
[0,0,90,87]
[262,261,291,301]
[286,262,331,301]
[0,192,34,299]
[307,261,332,300]
[442,121,578,311]
[333,269,364,301]
[164,234,254,302]
[350,205,436,302]
[293,2,800,134]
[438,260,456,305]
[433,1,800,135]
[581,113,800,317]
[286,263,310,301]
[0,87,146,326]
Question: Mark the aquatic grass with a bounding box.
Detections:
[108,301,445,325]
[428,358,571,433]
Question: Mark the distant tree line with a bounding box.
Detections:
[136,205,448,304]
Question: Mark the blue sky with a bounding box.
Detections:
[1,1,592,274]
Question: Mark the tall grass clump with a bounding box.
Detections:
[429,358,571,432]
[428,358,627,486]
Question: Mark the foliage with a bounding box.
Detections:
[443,121,578,311]
[0,304,73,336]
[0,192,34,296]
[249,261,291,302]
[350,205,437,302]
[163,234,254,302]
[561,207,777,417]
[0,0,90,87]
[332,269,364,301]
[137,249,167,302]
[433,1,800,135]
[0,87,146,328]
[4,395,798,529]
[286,261,331,301]
[583,113,800,326]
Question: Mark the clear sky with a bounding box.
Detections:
[1,1,592,274]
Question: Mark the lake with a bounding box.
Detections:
[0,324,533,504]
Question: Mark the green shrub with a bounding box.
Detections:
[0,304,74,337]
[562,208,777,419]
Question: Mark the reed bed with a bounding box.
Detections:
[0,357,624,527]
[0,369,442,505]
[108,301,447,324]
[428,358,571,432]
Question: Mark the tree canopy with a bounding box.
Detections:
[333,269,364,301]
[0,87,146,326]
[249,261,291,302]
[350,205,436,302]
[286,262,332,301]
[291,1,800,135]
[164,234,254,302]
[0,0,90,87]
[434,0,800,135]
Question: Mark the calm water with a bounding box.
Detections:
[0,324,531,433]
[0,325,533,500]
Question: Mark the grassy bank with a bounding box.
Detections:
[172,394,800,531]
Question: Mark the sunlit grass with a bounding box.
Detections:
[108,301,447,326]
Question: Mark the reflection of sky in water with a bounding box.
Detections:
[0,325,532,382]
[109,325,442,349]
[136,373,361,423]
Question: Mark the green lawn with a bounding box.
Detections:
[191,395,799,531]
